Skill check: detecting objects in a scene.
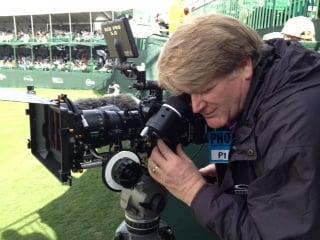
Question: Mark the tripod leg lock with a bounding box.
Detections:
[159,226,176,240]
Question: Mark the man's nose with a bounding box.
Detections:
[191,94,204,113]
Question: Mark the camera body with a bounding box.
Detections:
[27,91,208,185]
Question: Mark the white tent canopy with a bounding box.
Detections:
[0,0,172,16]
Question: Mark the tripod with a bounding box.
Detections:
[102,151,175,240]
[114,174,175,240]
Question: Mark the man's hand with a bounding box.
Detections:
[148,140,206,206]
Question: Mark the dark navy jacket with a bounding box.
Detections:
[191,39,320,239]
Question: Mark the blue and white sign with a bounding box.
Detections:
[208,130,232,164]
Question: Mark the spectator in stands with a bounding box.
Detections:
[35,30,49,43]
[168,0,187,34]
[148,14,320,239]
[93,30,104,40]
[0,30,14,42]
[183,7,193,24]
[281,16,315,41]
[153,13,169,36]
[168,0,195,35]
[263,16,315,41]
[107,81,120,95]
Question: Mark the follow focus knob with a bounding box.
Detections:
[102,151,141,191]
[111,157,142,188]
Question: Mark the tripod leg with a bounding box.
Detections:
[114,231,127,240]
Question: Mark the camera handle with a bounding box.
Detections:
[102,151,175,240]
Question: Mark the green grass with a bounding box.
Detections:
[0,88,123,240]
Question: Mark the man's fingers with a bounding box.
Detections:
[199,164,216,177]
[149,146,166,169]
[157,139,175,160]
[176,144,193,163]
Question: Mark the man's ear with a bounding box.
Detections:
[240,57,253,81]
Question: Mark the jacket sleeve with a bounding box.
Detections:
[191,182,262,240]
[191,89,320,240]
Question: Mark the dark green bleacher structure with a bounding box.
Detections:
[192,0,320,45]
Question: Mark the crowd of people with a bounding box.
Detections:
[0,51,113,73]
[0,29,104,43]
[0,27,112,72]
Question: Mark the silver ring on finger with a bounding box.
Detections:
[152,165,159,174]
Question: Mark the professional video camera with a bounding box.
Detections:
[27,18,208,186]
[3,18,210,240]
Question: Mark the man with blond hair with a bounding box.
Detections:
[148,14,320,239]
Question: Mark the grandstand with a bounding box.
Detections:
[0,4,152,90]
[191,0,320,39]
[1,0,319,90]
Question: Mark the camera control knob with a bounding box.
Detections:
[102,151,141,192]
[140,193,166,214]
[112,157,142,189]
[150,194,166,214]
